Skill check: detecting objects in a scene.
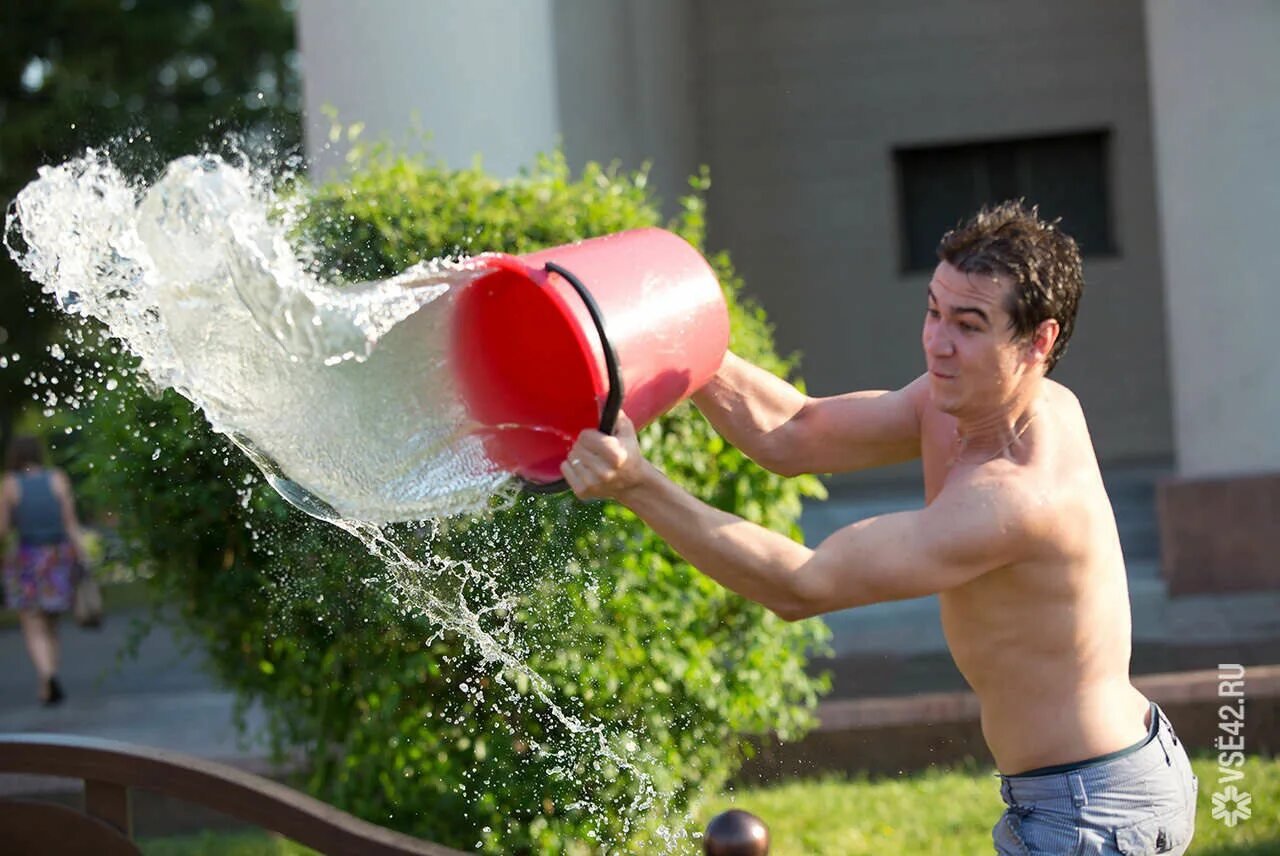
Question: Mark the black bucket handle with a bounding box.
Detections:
[518,261,624,494]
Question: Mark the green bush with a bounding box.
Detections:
[60,147,829,852]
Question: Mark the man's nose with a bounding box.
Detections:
[925,326,954,357]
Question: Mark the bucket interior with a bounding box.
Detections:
[450,266,602,484]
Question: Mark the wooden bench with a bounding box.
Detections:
[0,733,466,855]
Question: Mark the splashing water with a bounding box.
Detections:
[7,151,509,521]
[6,151,686,850]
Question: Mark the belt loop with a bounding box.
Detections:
[1069,773,1088,808]
[1156,725,1173,766]
[1000,777,1013,805]
[1158,704,1180,746]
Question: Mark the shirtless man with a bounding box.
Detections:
[560,202,1197,854]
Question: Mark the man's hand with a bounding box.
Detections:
[560,411,651,501]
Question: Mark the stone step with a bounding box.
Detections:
[741,666,1280,779]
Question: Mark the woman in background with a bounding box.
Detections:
[1,435,87,705]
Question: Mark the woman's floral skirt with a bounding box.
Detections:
[3,542,77,613]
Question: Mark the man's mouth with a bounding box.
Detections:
[930,370,955,380]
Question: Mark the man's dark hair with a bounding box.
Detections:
[937,200,1084,373]
[5,435,46,471]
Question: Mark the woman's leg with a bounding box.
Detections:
[18,608,59,700]
[45,611,61,678]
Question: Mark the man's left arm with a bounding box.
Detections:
[562,414,1034,620]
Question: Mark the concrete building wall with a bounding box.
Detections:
[1145,1,1280,479]
[296,0,561,179]
[694,0,1171,471]
[297,0,698,212]
[296,1,1173,473]
[550,1,699,216]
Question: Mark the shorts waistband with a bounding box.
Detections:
[999,703,1179,805]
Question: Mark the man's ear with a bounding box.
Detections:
[1029,319,1060,367]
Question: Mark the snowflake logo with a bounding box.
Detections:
[1212,786,1252,827]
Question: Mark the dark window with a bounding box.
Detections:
[895,131,1115,272]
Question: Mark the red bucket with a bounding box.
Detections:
[449,228,729,490]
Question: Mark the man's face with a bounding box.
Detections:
[922,261,1031,417]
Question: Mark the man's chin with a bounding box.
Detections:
[929,387,962,415]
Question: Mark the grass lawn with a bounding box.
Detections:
[137,754,1276,855]
[707,755,1278,855]
[139,830,318,856]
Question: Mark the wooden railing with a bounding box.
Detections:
[0,733,465,855]
[0,732,770,855]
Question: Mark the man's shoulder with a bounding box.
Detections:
[935,467,1056,545]
[915,472,1055,573]
[903,371,931,405]
[901,373,933,427]
[1043,378,1088,421]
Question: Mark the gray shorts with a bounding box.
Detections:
[992,704,1197,855]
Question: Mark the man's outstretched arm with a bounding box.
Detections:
[561,413,1029,620]
[693,352,926,476]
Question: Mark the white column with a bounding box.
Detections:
[297,0,561,179]
[1145,0,1280,478]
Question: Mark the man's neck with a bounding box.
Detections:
[951,380,1045,464]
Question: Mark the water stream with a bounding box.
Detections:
[6,150,684,851]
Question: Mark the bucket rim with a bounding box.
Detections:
[461,252,613,491]
[467,252,610,407]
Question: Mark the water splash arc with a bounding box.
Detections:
[5,150,684,850]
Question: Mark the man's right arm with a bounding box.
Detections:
[691,352,925,476]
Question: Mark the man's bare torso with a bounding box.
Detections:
[917,379,1150,774]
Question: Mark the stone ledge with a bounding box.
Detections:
[817,666,1280,731]
[742,666,1280,780]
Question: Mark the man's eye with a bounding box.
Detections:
[960,322,980,333]
[926,308,940,319]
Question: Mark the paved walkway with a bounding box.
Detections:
[0,607,269,791]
